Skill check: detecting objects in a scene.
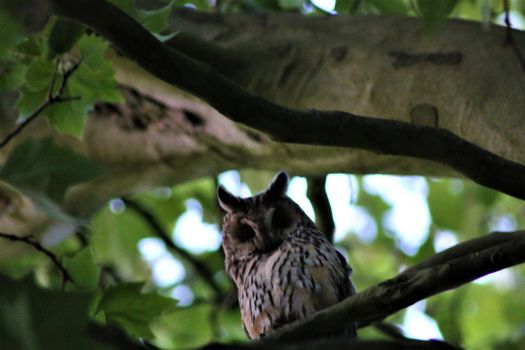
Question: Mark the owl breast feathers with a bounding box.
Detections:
[218,171,356,339]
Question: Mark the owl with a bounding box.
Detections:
[217,171,356,339]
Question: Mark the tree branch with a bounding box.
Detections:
[266,231,525,341]
[0,232,73,288]
[121,198,224,298]
[202,338,460,350]
[306,176,335,242]
[49,0,525,201]
[0,60,81,149]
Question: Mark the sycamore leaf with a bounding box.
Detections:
[95,282,178,339]
[108,0,173,33]
[15,35,122,138]
[47,18,85,58]
[63,248,101,291]
[0,137,106,202]
[137,2,174,33]
[0,9,22,56]
[46,35,123,137]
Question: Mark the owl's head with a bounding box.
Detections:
[217,171,305,260]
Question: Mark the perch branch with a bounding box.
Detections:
[202,338,460,350]
[0,232,73,288]
[306,176,335,242]
[49,0,525,201]
[266,231,525,341]
[121,198,223,298]
[0,60,81,149]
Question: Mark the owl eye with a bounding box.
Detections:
[237,224,255,242]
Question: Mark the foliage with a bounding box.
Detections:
[0,0,524,349]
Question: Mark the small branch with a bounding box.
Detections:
[306,175,335,242]
[0,232,73,289]
[267,231,525,341]
[121,198,224,298]
[0,60,82,149]
[50,0,525,200]
[503,0,525,70]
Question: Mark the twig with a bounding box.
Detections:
[267,231,525,341]
[121,198,224,298]
[0,60,82,149]
[0,232,73,289]
[306,175,335,242]
[51,0,525,201]
[503,0,525,70]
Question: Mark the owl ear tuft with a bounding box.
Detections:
[266,171,289,199]
[217,185,241,212]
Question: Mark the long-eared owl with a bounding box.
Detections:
[217,171,356,339]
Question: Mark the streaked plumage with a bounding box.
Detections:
[217,171,356,339]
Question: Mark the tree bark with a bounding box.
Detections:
[2,1,525,240]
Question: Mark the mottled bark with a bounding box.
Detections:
[2,1,525,244]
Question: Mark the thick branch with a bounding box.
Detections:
[121,198,223,298]
[306,176,335,242]
[0,232,73,288]
[50,0,525,200]
[267,231,525,341]
[202,338,459,350]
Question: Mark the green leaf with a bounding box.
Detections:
[46,35,122,137]
[108,0,173,33]
[47,18,85,58]
[16,35,122,138]
[0,58,27,92]
[427,179,464,231]
[416,0,458,31]
[0,274,108,350]
[44,94,89,138]
[90,205,151,279]
[15,86,47,117]
[95,282,177,339]
[107,0,135,15]
[24,56,55,91]
[63,248,101,291]
[0,137,106,202]
[151,304,213,349]
[0,9,22,56]
[137,2,174,33]
[278,0,302,10]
